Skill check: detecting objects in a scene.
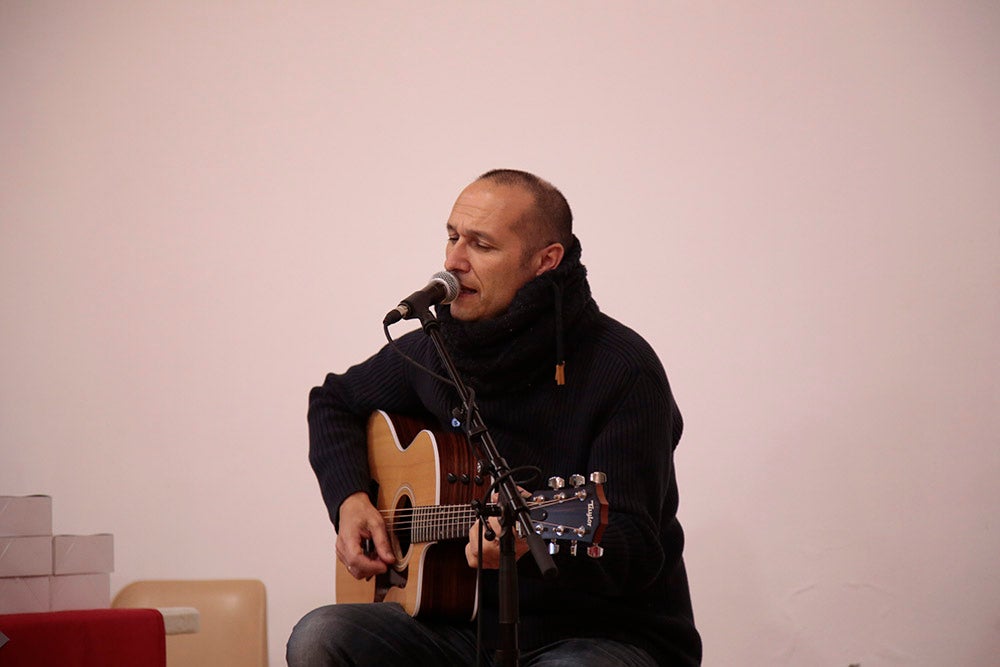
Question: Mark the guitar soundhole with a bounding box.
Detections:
[392,494,413,559]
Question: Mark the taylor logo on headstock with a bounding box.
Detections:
[527,472,608,557]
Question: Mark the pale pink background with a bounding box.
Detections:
[2,3,998,665]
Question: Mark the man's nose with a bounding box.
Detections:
[445,242,469,272]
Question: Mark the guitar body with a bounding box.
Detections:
[335,410,484,619]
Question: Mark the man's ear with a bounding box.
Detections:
[534,243,565,276]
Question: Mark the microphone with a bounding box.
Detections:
[383,271,460,325]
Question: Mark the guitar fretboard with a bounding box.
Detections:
[400,505,478,543]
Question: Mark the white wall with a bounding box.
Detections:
[2,3,997,665]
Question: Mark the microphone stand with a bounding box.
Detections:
[414,307,558,667]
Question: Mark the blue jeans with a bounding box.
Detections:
[287,602,659,666]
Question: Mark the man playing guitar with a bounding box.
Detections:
[288,170,701,666]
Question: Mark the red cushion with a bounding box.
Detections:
[0,609,166,667]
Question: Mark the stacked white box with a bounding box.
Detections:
[49,573,112,611]
[0,535,53,577]
[52,534,115,575]
[0,495,52,537]
[0,576,50,614]
[0,495,54,613]
[0,495,115,613]
[50,534,114,610]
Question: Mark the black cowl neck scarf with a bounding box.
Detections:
[436,236,599,396]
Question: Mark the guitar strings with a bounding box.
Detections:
[376,498,591,534]
[381,516,591,535]
[376,497,582,520]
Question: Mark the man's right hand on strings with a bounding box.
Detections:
[336,491,395,579]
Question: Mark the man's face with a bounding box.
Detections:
[444,180,558,321]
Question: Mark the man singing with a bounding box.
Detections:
[288,169,702,666]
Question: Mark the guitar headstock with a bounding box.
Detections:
[525,472,608,558]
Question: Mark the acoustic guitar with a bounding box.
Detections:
[335,410,608,619]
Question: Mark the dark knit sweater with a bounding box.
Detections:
[308,245,701,665]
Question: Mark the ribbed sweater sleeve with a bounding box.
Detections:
[307,330,429,528]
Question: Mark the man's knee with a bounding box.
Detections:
[287,603,414,666]
[287,605,340,666]
[523,638,659,667]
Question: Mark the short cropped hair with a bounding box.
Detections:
[477,169,573,250]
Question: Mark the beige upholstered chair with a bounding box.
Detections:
[112,579,268,667]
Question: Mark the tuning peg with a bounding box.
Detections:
[548,540,560,555]
[547,476,565,489]
[586,545,604,558]
[568,474,586,488]
[569,541,578,556]
[589,471,607,484]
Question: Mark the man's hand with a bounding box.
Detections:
[465,495,532,569]
[336,491,395,579]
